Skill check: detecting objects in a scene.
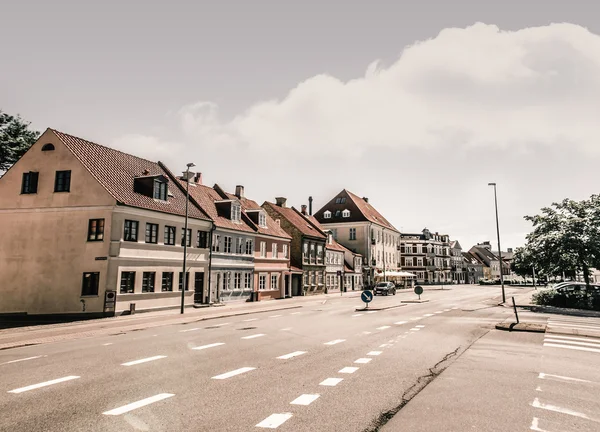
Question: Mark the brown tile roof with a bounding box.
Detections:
[222,192,291,240]
[52,129,210,220]
[313,189,398,231]
[179,181,255,233]
[262,203,326,239]
[326,239,347,252]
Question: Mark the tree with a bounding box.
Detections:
[0,111,40,172]
[521,195,600,290]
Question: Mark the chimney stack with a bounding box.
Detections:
[275,197,287,207]
[308,196,313,216]
[301,205,308,215]
[235,185,244,199]
[194,172,203,184]
[363,197,369,203]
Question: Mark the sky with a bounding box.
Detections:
[2,0,600,251]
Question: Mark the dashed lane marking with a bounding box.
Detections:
[320,378,343,386]
[443,309,451,312]
[354,358,372,364]
[1,355,46,365]
[410,317,422,321]
[531,397,596,422]
[324,339,345,345]
[410,328,421,331]
[212,322,231,327]
[353,314,364,317]
[415,325,425,328]
[367,351,382,356]
[121,355,167,366]
[277,351,307,360]
[103,393,174,416]
[537,372,594,384]
[394,321,408,325]
[269,315,283,318]
[290,312,302,315]
[366,311,377,314]
[193,343,225,351]
[180,327,201,333]
[102,343,113,346]
[212,367,256,380]
[8,376,80,394]
[339,367,359,374]
[242,334,266,340]
[290,394,320,406]
[424,313,434,317]
[380,344,392,348]
[434,311,443,314]
[243,318,258,322]
[280,328,293,331]
[256,413,293,428]
[376,326,391,330]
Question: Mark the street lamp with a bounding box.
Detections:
[488,183,506,303]
[181,163,195,314]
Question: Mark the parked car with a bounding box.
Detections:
[555,282,600,294]
[374,281,396,296]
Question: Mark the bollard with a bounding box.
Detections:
[511,296,519,324]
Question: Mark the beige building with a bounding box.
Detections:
[0,129,213,318]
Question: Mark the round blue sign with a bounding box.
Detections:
[361,290,373,303]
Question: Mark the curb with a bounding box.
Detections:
[495,322,546,333]
[401,299,430,304]
[355,304,407,312]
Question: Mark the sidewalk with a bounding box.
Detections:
[0,291,362,351]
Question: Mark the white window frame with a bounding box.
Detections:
[223,236,232,253]
[272,243,278,258]
[283,244,289,259]
[271,274,278,290]
[323,210,332,219]
[259,212,267,228]
[342,209,350,217]
[260,241,266,258]
[259,274,267,290]
[349,228,356,240]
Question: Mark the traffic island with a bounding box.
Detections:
[401,299,430,303]
[355,304,408,312]
[495,322,546,333]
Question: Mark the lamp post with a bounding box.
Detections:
[181,163,195,314]
[488,182,506,303]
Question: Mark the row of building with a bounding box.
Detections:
[0,129,513,318]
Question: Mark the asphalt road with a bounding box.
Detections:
[2,285,590,432]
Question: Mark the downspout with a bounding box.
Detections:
[207,224,215,305]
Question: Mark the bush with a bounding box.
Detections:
[532,289,600,311]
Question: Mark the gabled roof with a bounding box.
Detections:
[450,240,462,250]
[52,129,209,220]
[313,189,398,231]
[262,202,327,239]
[462,251,484,265]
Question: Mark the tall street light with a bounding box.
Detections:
[181,163,195,314]
[488,182,506,303]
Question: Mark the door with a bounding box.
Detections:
[194,272,205,304]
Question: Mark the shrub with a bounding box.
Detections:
[533,288,600,311]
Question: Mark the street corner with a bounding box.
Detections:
[495,322,547,333]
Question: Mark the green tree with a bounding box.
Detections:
[0,111,40,172]
[522,195,600,290]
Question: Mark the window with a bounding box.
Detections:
[142,272,156,292]
[178,272,190,291]
[259,275,267,290]
[317,245,323,262]
[335,210,341,217]
[231,203,241,222]
[120,271,136,294]
[272,243,278,258]
[245,239,253,255]
[349,228,356,240]
[236,237,243,254]
[197,231,208,248]
[145,223,158,243]
[21,171,39,194]
[331,228,337,240]
[259,212,267,227]
[303,243,308,263]
[342,209,350,218]
[181,228,192,247]
[323,210,332,219]
[413,245,418,254]
[244,273,252,289]
[223,236,232,253]
[161,272,174,291]
[318,273,323,285]
[88,219,105,241]
[271,274,278,290]
[153,179,168,200]
[212,234,220,252]
[234,272,242,289]
[283,244,289,259]
[81,272,100,296]
[260,241,266,257]
[164,226,176,245]
[124,220,139,242]
[41,143,55,151]
[54,170,71,192]
[223,272,231,290]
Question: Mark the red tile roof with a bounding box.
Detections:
[326,239,347,252]
[262,203,326,239]
[52,129,210,220]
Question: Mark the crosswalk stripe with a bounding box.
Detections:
[544,342,600,354]
[548,322,600,330]
[544,338,600,348]
[544,334,600,343]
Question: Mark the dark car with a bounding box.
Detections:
[374,281,396,296]
[555,282,600,294]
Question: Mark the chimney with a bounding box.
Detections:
[142,169,150,175]
[235,185,244,199]
[507,248,513,253]
[301,205,308,215]
[363,197,369,203]
[275,197,287,207]
[308,196,313,216]
[194,172,202,184]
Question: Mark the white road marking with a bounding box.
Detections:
[290,394,320,406]
[366,311,377,314]
[410,328,421,331]
[415,325,425,328]
[548,322,600,330]
[380,344,392,348]
[452,307,459,310]
[538,372,593,384]
[443,309,451,312]
[410,317,422,321]
[243,318,258,322]
[212,322,231,327]
[543,342,600,354]
[242,334,265,340]
[536,386,543,392]
[180,327,201,333]
[353,314,364,317]
[324,339,345,345]
[543,334,600,343]
[8,376,80,394]
[193,343,225,351]
[320,378,343,386]
[394,321,408,325]
[377,326,391,330]
[269,315,283,318]
[280,328,292,331]
[290,312,302,315]
[339,367,359,374]
[531,397,595,421]
[545,338,600,348]
[354,358,372,364]
[103,393,174,416]
[424,313,434,317]
[256,413,293,428]
[121,355,167,366]
[530,417,550,432]
[434,311,443,314]
[277,351,307,360]
[362,331,372,335]
[102,343,113,346]
[367,351,382,356]
[212,367,256,380]
[1,355,46,365]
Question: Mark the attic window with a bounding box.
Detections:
[153,179,168,201]
[258,212,267,228]
[342,209,350,218]
[335,197,346,204]
[335,210,341,217]
[231,203,241,222]
[323,210,332,219]
[41,143,55,151]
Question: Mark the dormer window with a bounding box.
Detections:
[41,143,55,151]
[335,210,341,217]
[342,209,350,218]
[335,197,346,204]
[323,210,332,219]
[231,203,241,222]
[258,212,267,228]
[153,179,168,201]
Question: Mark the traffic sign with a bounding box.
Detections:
[361,290,373,304]
[414,285,423,300]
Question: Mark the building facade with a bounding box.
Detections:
[0,129,213,317]
[462,252,485,284]
[469,242,510,281]
[450,240,466,284]
[400,229,451,285]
